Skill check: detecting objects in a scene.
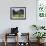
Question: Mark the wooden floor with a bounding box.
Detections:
[0,42,46,46]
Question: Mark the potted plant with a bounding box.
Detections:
[32,25,39,30]
[33,32,46,43]
[32,24,45,30]
[40,26,45,29]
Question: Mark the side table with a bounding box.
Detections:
[4,33,18,46]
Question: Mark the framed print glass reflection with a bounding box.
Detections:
[10,7,26,20]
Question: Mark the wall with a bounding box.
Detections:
[0,0,37,42]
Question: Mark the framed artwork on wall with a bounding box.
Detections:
[37,0,46,19]
[10,7,26,20]
[36,0,46,26]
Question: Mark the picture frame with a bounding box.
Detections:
[37,0,46,19]
[10,7,26,20]
[36,0,46,26]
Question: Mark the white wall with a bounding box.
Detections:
[0,0,37,42]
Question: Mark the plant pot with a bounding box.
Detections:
[37,39,45,44]
[40,38,45,43]
[37,39,40,43]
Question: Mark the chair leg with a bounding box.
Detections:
[4,41,7,46]
[4,33,7,46]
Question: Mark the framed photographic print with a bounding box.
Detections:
[10,7,26,20]
[36,0,46,26]
[37,0,46,19]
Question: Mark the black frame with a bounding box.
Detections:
[10,7,26,20]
